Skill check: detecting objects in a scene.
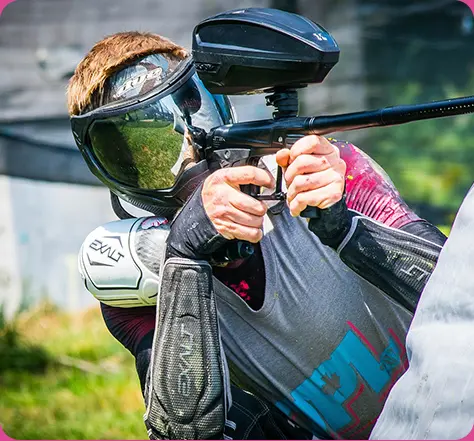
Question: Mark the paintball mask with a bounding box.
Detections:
[70,54,235,217]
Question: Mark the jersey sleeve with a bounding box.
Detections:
[100,302,156,356]
[330,139,421,229]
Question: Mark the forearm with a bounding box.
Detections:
[333,139,421,229]
[144,257,229,440]
[310,141,447,312]
[334,212,443,312]
[400,219,447,246]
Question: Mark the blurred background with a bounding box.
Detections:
[0,0,473,439]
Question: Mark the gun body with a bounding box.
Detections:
[202,95,474,207]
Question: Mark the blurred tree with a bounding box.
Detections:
[361,0,474,101]
[365,75,474,226]
[356,0,474,226]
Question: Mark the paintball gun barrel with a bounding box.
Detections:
[303,95,474,133]
[206,94,474,155]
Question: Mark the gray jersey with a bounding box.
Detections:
[214,207,413,439]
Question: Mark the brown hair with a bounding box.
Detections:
[67,31,188,116]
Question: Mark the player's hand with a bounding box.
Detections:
[276,135,346,217]
[202,166,275,243]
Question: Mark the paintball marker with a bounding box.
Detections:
[190,7,474,219]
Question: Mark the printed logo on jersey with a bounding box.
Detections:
[276,321,408,439]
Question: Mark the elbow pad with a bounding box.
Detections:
[78,217,170,308]
[144,258,229,440]
[337,214,443,312]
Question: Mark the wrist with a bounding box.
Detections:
[166,183,229,260]
[307,196,352,249]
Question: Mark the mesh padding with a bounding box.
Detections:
[135,227,169,276]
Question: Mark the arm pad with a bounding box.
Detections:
[144,258,229,440]
[337,213,443,313]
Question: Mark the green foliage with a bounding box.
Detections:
[0,304,50,373]
[365,76,474,225]
[0,304,146,440]
[0,325,50,373]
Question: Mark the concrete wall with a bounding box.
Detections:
[0,176,116,318]
[0,0,366,121]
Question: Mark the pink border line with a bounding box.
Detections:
[0,427,15,441]
[2,423,473,441]
[459,0,474,15]
[0,0,15,15]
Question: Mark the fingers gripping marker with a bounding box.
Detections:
[284,134,322,218]
[144,258,227,440]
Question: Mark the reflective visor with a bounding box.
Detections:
[79,59,233,191]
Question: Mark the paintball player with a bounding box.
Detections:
[69,30,447,440]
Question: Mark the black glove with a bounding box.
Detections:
[307,196,352,249]
[166,183,230,260]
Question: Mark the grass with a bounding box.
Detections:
[0,303,147,440]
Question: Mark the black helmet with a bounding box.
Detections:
[70,53,235,217]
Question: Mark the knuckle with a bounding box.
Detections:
[202,188,220,207]
[337,158,346,170]
[248,169,257,183]
[202,177,213,191]
[249,229,263,243]
[212,205,229,219]
[213,220,233,239]
[292,175,304,191]
[294,174,312,191]
[214,224,226,236]
[201,185,211,201]
[251,167,260,181]
[307,174,317,188]
[294,193,304,208]
[284,168,295,184]
[211,188,226,205]
[293,156,307,172]
[287,189,295,202]
[257,202,268,216]
[330,191,342,203]
[307,135,320,146]
[223,222,240,239]
[239,168,253,183]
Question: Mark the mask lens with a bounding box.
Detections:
[89,103,184,189]
[87,73,231,191]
